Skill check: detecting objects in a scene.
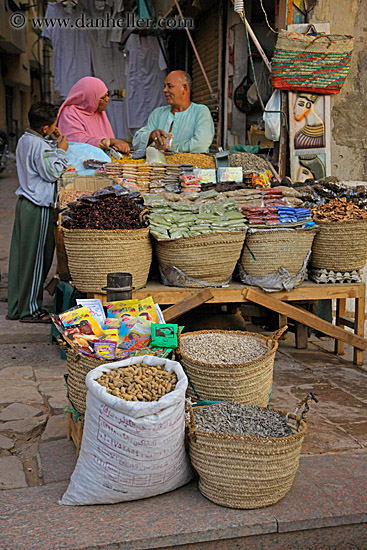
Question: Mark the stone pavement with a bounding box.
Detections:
[0,167,367,548]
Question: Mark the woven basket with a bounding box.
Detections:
[240,228,317,277]
[154,231,247,288]
[177,328,286,407]
[62,227,152,292]
[66,349,106,414]
[311,219,367,272]
[188,403,307,509]
[271,29,354,94]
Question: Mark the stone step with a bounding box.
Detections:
[1,451,366,550]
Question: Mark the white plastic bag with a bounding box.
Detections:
[263,90,281,142]
[65,142,111,175]
[60,355,192,506]
[146,146,166,164]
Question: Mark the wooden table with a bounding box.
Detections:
[89,281,366,365]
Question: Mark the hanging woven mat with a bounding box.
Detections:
[188,393,318,509]
[240,228,317,277]
[62,227,152,292]
[154,231,247,288]
[311,219,367,272]
[177,327,286,407]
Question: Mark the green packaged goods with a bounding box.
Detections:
[151,323,179,348]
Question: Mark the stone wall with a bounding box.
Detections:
[310,0,367,181]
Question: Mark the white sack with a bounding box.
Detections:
[60,355,192,505]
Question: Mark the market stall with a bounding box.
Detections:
[54,144,367,367]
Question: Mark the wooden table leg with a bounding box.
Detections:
[278,314,288,340]
[354,294,366,365]
[295,322,308,349]
[335,298,346,355]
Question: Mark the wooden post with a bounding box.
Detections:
[335,298,346,356]
[354,295,366,365]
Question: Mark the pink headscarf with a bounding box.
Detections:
[58,77,114,147]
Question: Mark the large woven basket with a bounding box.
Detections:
[188,401,308,509]
[311,219,367,272]
[154,231,247,288]
[240,228,317,277]
[66,349,107,414]
[177,328,285,407]
[62,227,152,292]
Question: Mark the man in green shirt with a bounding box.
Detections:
[132,70,215,153]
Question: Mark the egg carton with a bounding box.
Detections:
[309,268,362,284]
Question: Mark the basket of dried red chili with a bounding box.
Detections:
[61,188,152,292]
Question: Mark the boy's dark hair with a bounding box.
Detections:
[28,102,58,130]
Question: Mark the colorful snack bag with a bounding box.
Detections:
[102,318,123,329]
[118,316,139,340]
[137,296,159,323]
[151,324,179,349]
[103,329,120,342]
[93,340,117,360]
[59,306,105,337]
[119,322,151,351]
[114,349,131,360]
[106,299,139,318]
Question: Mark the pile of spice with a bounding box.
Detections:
[180,332,267,365]
[59,189,93,208]
[165,153,216,169]
[62,186,146,230]
[312,197,367,222]
[229,152,273,173]
[193,402,293,438]
[147,194,246,240]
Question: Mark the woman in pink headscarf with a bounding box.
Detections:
[58,76,130,153]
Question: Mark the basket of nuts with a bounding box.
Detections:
[60,355,193,506]
[187,394,317,509]
[177,327,287,407]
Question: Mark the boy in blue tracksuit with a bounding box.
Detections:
[7,102,69,322]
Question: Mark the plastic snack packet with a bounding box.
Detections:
[138,296,159,323]
[151,323,179,349]
[93,340,117,360]
[106,299,139,318]
[59,306,105,337]
[119,322,151,350]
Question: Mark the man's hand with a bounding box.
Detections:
[57,134,68,151]
[110,138,130,154]
[149,129,169,150]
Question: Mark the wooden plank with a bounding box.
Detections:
[162,288,214,322]
[335,298,346,355]
[243,287,367,351]
[337,317,355,330]
[354,295,366,365]
[88,281,366,306]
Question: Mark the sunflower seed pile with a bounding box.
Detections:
[181,333,267,365]
[193,401,293,438]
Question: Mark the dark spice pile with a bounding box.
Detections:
[193,401,293,438]
[62,186,147,230]
[312,197,367,222]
